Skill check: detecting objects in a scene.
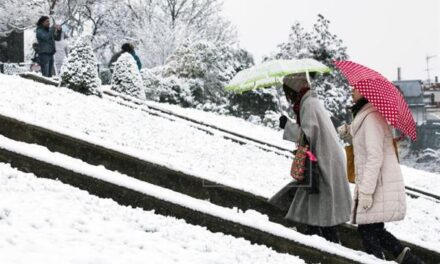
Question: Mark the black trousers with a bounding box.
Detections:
[358,223,404,259]
[305,225,340,243]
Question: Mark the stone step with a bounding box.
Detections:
[0,140,367,264]
[0,113,438,263]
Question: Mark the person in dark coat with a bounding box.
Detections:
[109,43,142,71]
[269,72,352,244]
[36,16,62,77]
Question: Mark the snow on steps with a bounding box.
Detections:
[10,72,440,258]
[0,114,439,264]
[0,135,383,264]
[104,92,293,158]
[103,88,294,155]
[18,72,293,157]
[104,89,440,202]
[19,72,60,87]
[0,163,307,264]
[17,72,439,199]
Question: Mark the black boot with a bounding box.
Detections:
[304,225,322,237]
[321,226,341,244]
[397,247,425,264]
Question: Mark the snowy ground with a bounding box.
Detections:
[386,193,440,252]
[0,74,293,198]
[0,135,385,264]
[142,98,294,150]
[0,163,306,264]
[0,136,388,264]
[0,74,439,253]
[103,86,292,150]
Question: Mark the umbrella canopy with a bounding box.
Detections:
[225,58,331,93]
[334,60,417,141]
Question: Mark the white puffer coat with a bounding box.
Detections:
[351,103,406,224]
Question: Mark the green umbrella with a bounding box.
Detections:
[225,58,331,93]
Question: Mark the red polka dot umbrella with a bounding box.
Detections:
[334,60,417,141]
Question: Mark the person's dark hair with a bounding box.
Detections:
[36,16,50,27]
[283,83,298,103]
[121,43,134,52]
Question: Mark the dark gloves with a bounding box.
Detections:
[279,115,288,129]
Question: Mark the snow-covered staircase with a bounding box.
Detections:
[0,113,439,264]
[0,124,372,264]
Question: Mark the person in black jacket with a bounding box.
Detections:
[36,16,62,77]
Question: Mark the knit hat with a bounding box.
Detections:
[282,72,311,92]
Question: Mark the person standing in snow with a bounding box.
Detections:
[109,43,142,71]
[269,73,352,243]
[338,90,425,264]
[54,29,69,75]
[35,16,62,77]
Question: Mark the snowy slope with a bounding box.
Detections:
[0,163,306,264]
[0,74,439,252]
[2,74,438,197]
[0,136,389,264]
[0,74,293,198]
[142,98,294,150]
[400,165,440,195]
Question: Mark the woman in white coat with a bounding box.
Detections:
[339,89,424,264]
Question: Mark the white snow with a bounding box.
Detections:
[113,88,294,151]
[0,74,293,198]
[0,74,439,254]
[400,165,440,196]
[386,193,440,252]
[0,135,386,264]
[0,163,306,264]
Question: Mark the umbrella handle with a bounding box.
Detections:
[306,69,313,90]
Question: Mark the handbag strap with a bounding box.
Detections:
[298,131,305,147]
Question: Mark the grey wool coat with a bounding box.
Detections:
[269,91,352,227]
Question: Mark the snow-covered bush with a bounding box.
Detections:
[164,41,240,81]
[142,68,193,105]
[163,40,247,106]
[142,40,284,127]
[141,68,162,101]
[157,76,195,107]
[145,40,253,111]
[111,53,145,100]
[262,110,281,128]
[61,36,102,97]
[227,88,279,122]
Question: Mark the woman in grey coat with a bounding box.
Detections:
[269,73,352,243]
